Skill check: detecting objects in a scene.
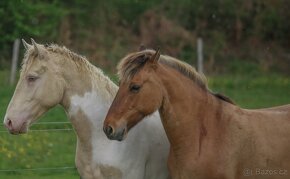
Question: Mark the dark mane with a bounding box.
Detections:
[211,92,235,105]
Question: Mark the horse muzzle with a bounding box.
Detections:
[3,115,29,135]
[103,125,127,141]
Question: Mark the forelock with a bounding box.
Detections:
[117,50,155,81]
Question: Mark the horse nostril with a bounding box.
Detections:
[4,118,12,129]
[7,118,12,127]
[104,126,114,136]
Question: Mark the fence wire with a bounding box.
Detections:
[0,166,76,172]
[0,121,77,174]
[0,121,71,126]
[32,121,71,125]
[0,121,73,133]
[0,128,73,133]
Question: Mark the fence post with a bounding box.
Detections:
[197,37,203,74]
[10,39,20,86]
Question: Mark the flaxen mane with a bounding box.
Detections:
[118,49,235,105]
[22,44,95,73]
[21,43,117,99]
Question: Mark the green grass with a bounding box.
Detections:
[208,74,290,108]
[0,70,289,178]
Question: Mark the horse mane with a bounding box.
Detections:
[211,92,236,105]
[118,49,235,105]
[48,44,93,68]
[159,54,208,90]
[118,50,208,89]
[21,43,118,99]
[22,44,94,72]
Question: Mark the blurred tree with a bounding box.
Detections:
[0,0,66,65]
[0,0,289,74]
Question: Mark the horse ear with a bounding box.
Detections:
[31,38,39,55]
[30,38,48,59]
[139,44,146,51]
[149,48,160,64]
[22,39,32,50]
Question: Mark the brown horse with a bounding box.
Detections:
[103,49,290,179]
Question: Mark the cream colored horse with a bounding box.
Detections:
[3,40,169,179]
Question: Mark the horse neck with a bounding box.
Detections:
[157,65,230,158]
[56,55,118,143]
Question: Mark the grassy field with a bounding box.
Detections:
[0,70,289,178]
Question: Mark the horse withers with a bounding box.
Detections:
[3,40,169,179]
[103,49,290,179]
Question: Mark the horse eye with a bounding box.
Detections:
[27,76,38,83]
[130,85,141,93]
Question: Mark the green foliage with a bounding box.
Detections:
[1,0,290,74]
[0,0,66,59]
[254,2,290,45]
[114,0,161,25]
